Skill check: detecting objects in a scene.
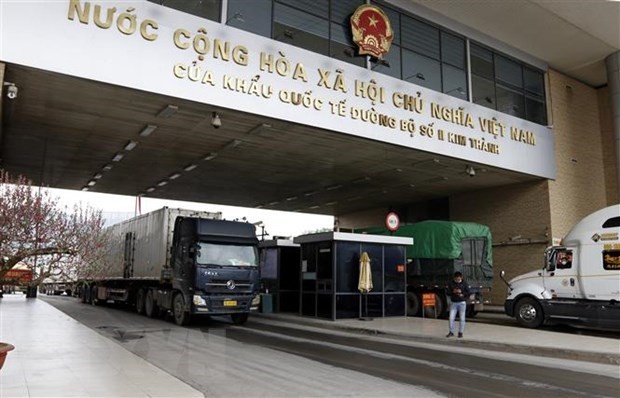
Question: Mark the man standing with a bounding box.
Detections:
[446,271,470,338]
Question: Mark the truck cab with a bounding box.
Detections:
[503,205,620,329]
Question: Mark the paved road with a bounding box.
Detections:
[42,296,619,398]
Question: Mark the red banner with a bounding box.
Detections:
[3,269,33,282]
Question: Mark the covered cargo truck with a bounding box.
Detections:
[359,221,493,318]
[80,207,260,325]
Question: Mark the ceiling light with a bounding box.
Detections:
[326,184,342,191]
[169,173,181,180]
[112,153,124,162]
[246,123,272,135]
[81,187,90,192]
[352,177,370,184]
[255,204,264,209]
[268,201,280,206]
[93,173,103,180]
[309,205,320,209]
[304,190,318,197]
[466,165,476,177]
[4,82,18,99]
[223,139,241,150]
[157,180,168,187]
[212,112,222,129]
[157,104,178,118]
[183,164,198,171]
[102,164,113,171]
[325,201,337,206]
[124,140,138,151]
[139,124,158,137]
[146,187,155,193]
[87,180,97,187]
[203,152,218,161]
[286,196,298,201]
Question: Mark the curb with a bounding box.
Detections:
[252,313,620,366]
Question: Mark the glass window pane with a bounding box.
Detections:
[336,242,360,292]
[260,248,278,279]
[277,0,328,18]
[472,75,496,110]
[274,3,329,55]
[525,96,547,125]
[330,23,365,67]
[401,16,439,60]
[156,0,221,22]
[441,32,465,69]
[331,0,364,24]
[497,85,525,118]
[471,44,493,79]
[227,0,272,37]
[384,245,405,292]
[370,44,401,79]
[403,50,441,92]
[495,55,523,88]
[442,64,468,100]
[524,67,545,96]
[372,3,400,46]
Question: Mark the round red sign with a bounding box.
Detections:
[385,212,400,232]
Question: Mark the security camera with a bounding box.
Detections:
[466,166,476,177]
[212,112,222,129]
[5,84,17,99]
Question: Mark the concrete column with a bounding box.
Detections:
[605,51,620,192]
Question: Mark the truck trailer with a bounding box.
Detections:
[502,205,620,329]
[80,207,260,325]
[359,221,494,318]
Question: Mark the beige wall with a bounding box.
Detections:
[597,86,620,205]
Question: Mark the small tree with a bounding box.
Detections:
[0,170,108,297]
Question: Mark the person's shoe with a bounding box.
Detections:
[458,333,463,338]
[446,332,454,337]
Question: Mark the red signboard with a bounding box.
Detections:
[2,269,33,282]
[422,293,436,307]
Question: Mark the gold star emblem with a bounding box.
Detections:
[368,15,378,28]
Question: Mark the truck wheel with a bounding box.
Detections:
[90,286,99,305]
[145,289,159,318]
[231,313,249,325]
[135,289,145,314]
[407,292,420,316]
[515,297,544,328]
[423,293,445,318]
[466,305,478,318]
[173,294,190,326]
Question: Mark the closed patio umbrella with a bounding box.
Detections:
[358,251,373,320]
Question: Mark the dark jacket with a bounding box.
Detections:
[447,279,470,302]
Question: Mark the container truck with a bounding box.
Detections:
[501,204,620,329]
[359,221,493,318]
[80,207,260,325]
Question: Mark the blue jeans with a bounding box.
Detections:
[449,301,467,334]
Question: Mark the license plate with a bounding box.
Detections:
[223,300,237,307]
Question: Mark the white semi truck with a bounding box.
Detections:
[501,204,620,329]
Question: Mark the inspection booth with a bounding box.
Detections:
[259,239,301,313]
[293,232,413,320]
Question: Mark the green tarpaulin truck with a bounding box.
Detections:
[360,221,493,318]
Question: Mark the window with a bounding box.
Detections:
[227,0,272,37]
[556,250,573,270]
[471,43,547,125]
[148,0,221,22]
[602,217,620,228]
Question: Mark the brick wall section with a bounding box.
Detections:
[547,70,608,238]
[450,181,551,304]
[597,86,620,205]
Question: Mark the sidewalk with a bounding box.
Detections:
[253,311,620,365]
[0,295,204,398]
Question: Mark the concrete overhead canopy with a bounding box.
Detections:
[1,1,592,216]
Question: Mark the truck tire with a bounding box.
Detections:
[145,289,159,318]
[90,286,99,305]
[135,289,145,315]
[466,305,478,318]
[173,293,190,326]
[515,297,544,328]
[407,292,421,316]
[231,313,249,325]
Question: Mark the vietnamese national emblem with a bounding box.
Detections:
[350,5,394,59]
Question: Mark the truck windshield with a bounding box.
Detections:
[196,242,258,267]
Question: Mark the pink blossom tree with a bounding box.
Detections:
[0,170,108,297]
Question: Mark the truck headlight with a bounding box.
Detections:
[251,295,260,306]
[193,295,207,306]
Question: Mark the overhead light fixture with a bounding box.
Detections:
[112,153,124,162]
[146,187,155,193]
[203,152,218,161]
[93,173,103,180]
[352,177,370,184]
[157,180,168,187]
[326,184,342,191]
[183,164,198,171]
[304,190,318,197]
[124,140,138,151]
[169,173,181,180]
[268,201,280,206]
[286,196,298,201]
[255,204,264,209]
[81,187,90,192]
[212,112,222,129]
[4,82,18,99]
[139,124,158,137]
[309,205,320,209]
[325,201,337,206]
[157,104,178,118]
[246,123,272,135]
[102,164,113,171]
[87,180,97,187]
[223,139,241,150]
[466,165,476,177]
